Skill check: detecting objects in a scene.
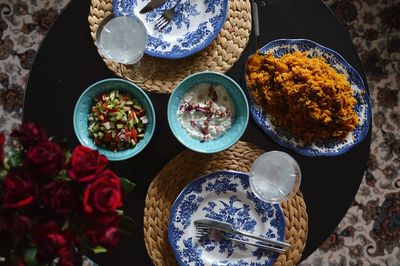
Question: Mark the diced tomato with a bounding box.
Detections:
[102,103,108,110]
[103,133,112,142]
[136,109,145,117]
[131,128,137,142]
[129,111,134,119]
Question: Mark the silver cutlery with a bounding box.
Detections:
[251,0,260,50]
[140,0,166,14]
[194,219,291,248]
[154,0,182,30]
[195,224,286,253]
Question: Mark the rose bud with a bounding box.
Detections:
[31,221,68,264]
[67,146,108,183]
[24,140,65,177]
[58,247,83,266]
[40,181,77,215]
[85,225,121,250]
[83,170,122,214]
[3,168,35,208]
[11,122,47,149]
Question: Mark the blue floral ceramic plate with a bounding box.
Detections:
[244,39,372,157]
[113,0,228,59]
[168,170,285,266]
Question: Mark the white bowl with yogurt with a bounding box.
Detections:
[168,71,249,153]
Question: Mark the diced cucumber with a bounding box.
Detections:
[103,121,111,129]
[133,104,142,110]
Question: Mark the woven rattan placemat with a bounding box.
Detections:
[144,141,308,266]
[88,0,252,93]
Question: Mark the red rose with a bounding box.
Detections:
[67,146,108,183]
[85,225,121,250]
[58,247,82,266]
[3,168,35,208]
[11,122,47,148]
[32,221,76,264]
[0,133,5,163]
[0,213,32,238]
[83,170,122,214]
[40,181,77,215]
[24,140,65,177]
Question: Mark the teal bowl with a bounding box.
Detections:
[73,78,156,161]
[168,71,249,153]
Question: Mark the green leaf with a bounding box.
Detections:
[118,215,137,236]
[24,248,38,266]
[0,169,7,181]
[4,149,22,169]
[92,246,108,254]
[120,178,136,196]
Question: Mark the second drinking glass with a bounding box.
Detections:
[95,14,154,83]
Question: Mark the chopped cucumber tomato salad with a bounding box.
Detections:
[88,90,147,151]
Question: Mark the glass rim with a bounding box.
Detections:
[94,13,148,65]
[249,150,302,204]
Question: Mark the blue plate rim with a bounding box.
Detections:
[167,71,249,153]
[112,0,229,59]
[72,78,156,161]
[245,38,372,157]
[167,170,285,266]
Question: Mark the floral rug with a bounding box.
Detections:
[0,0,398,265]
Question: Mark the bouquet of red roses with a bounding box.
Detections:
[0,123,135,266]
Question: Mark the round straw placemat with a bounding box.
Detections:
[144,141,308,266]
[88,0,252,93]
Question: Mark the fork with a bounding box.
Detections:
[154,0,182,30]
[194,219,291,248]
[195,225,286,253]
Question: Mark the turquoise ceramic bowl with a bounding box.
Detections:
[73,78,156,161]
[168,71,249,153]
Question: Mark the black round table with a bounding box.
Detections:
[23,0,371,264]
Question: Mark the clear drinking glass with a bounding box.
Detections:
[249,151,301,203]
[95,14,154,83]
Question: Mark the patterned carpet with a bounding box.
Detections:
[0,0,398,265]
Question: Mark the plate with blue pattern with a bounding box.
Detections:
[244,39,372,157]
[113,0,228,59]
[168,170,285,266]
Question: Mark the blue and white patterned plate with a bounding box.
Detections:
[244,39,372,157]
[168,170,285,266]
[113,0,228,59]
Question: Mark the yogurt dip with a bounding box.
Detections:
[177,83,235,142]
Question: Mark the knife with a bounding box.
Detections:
[139,0,166,14]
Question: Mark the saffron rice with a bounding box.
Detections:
[246,50,359,144]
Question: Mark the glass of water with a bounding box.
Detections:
[95,14,153,83]
[249,151,301,203]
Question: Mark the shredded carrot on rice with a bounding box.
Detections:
[246,50,359,144]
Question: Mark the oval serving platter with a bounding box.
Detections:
[244,39,372,157]
[168,170,285,266]
[113,0,228,59]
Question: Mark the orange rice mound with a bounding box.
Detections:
[246,50,359,144]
